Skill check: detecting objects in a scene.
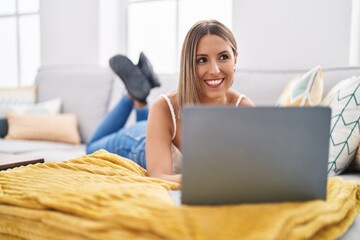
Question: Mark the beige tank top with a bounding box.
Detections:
[161,94,246,174]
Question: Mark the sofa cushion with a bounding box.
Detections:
[0,139,85,162]
[5,113,81,145]
[338,173,360,182]
[321,76,360,176]
[277,66,323,106]
[350,147,360,171]
[36,66,116,143]
[0,139,83,153]
[16,148,86,163]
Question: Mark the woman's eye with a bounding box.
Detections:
[197,57,207,64]
[219,54,229,60]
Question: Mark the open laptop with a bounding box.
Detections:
[170,106,331,205]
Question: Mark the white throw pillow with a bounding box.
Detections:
[8,98,62,115]
[321,75,360,176]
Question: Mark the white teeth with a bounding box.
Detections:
[205,79,223,86]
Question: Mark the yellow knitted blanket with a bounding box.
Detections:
[0,150,359,240]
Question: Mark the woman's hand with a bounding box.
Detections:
[148,173,182,184]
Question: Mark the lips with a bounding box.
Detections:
[204,78,224,88]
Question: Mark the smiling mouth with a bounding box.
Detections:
[204,78,224,88]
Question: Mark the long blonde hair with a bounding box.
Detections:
[177,19,237,115]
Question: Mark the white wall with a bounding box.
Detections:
[39,0,356,70]
[233,0,352,70]
[350,0,360,65]
[40,0,100,66]
[99,0,127,67]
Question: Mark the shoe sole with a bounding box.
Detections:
[109,55,151,103]
[138,52,161,88]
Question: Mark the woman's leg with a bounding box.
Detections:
[86,95,133,150]
[87,53,158,165]
[86,95,151,155]
[135,107,149,122]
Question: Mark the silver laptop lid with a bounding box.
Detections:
[181,107,331,205]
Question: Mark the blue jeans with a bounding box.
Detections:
[86,95,148,168]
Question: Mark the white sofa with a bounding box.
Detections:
[2,65,360,172]
[0,65,359,239]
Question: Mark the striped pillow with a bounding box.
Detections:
[0,85,36,118]
[277,66,323,107]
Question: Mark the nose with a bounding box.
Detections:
[209,61,220,75]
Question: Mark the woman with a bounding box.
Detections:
[146,19,255,183]
[87,19,255,183]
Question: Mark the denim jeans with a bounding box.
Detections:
[86,95,148,168]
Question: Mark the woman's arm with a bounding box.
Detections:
[146,97,181,184]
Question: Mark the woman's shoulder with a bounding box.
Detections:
[153,91,177,105]
[228,89,256,107]
[151,91,178,111]
[149,91,179,127]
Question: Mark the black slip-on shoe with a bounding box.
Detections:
[109,54,151,103]
[138,52,161,88]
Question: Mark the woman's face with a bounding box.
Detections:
[195,34,237,102]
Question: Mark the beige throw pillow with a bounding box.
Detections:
[5,113,80,144]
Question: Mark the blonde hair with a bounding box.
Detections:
[177,19,237,115]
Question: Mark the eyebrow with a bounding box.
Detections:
[195,50,230,57]
[217,51,230,55]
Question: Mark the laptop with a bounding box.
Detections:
[170,106,331,205]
